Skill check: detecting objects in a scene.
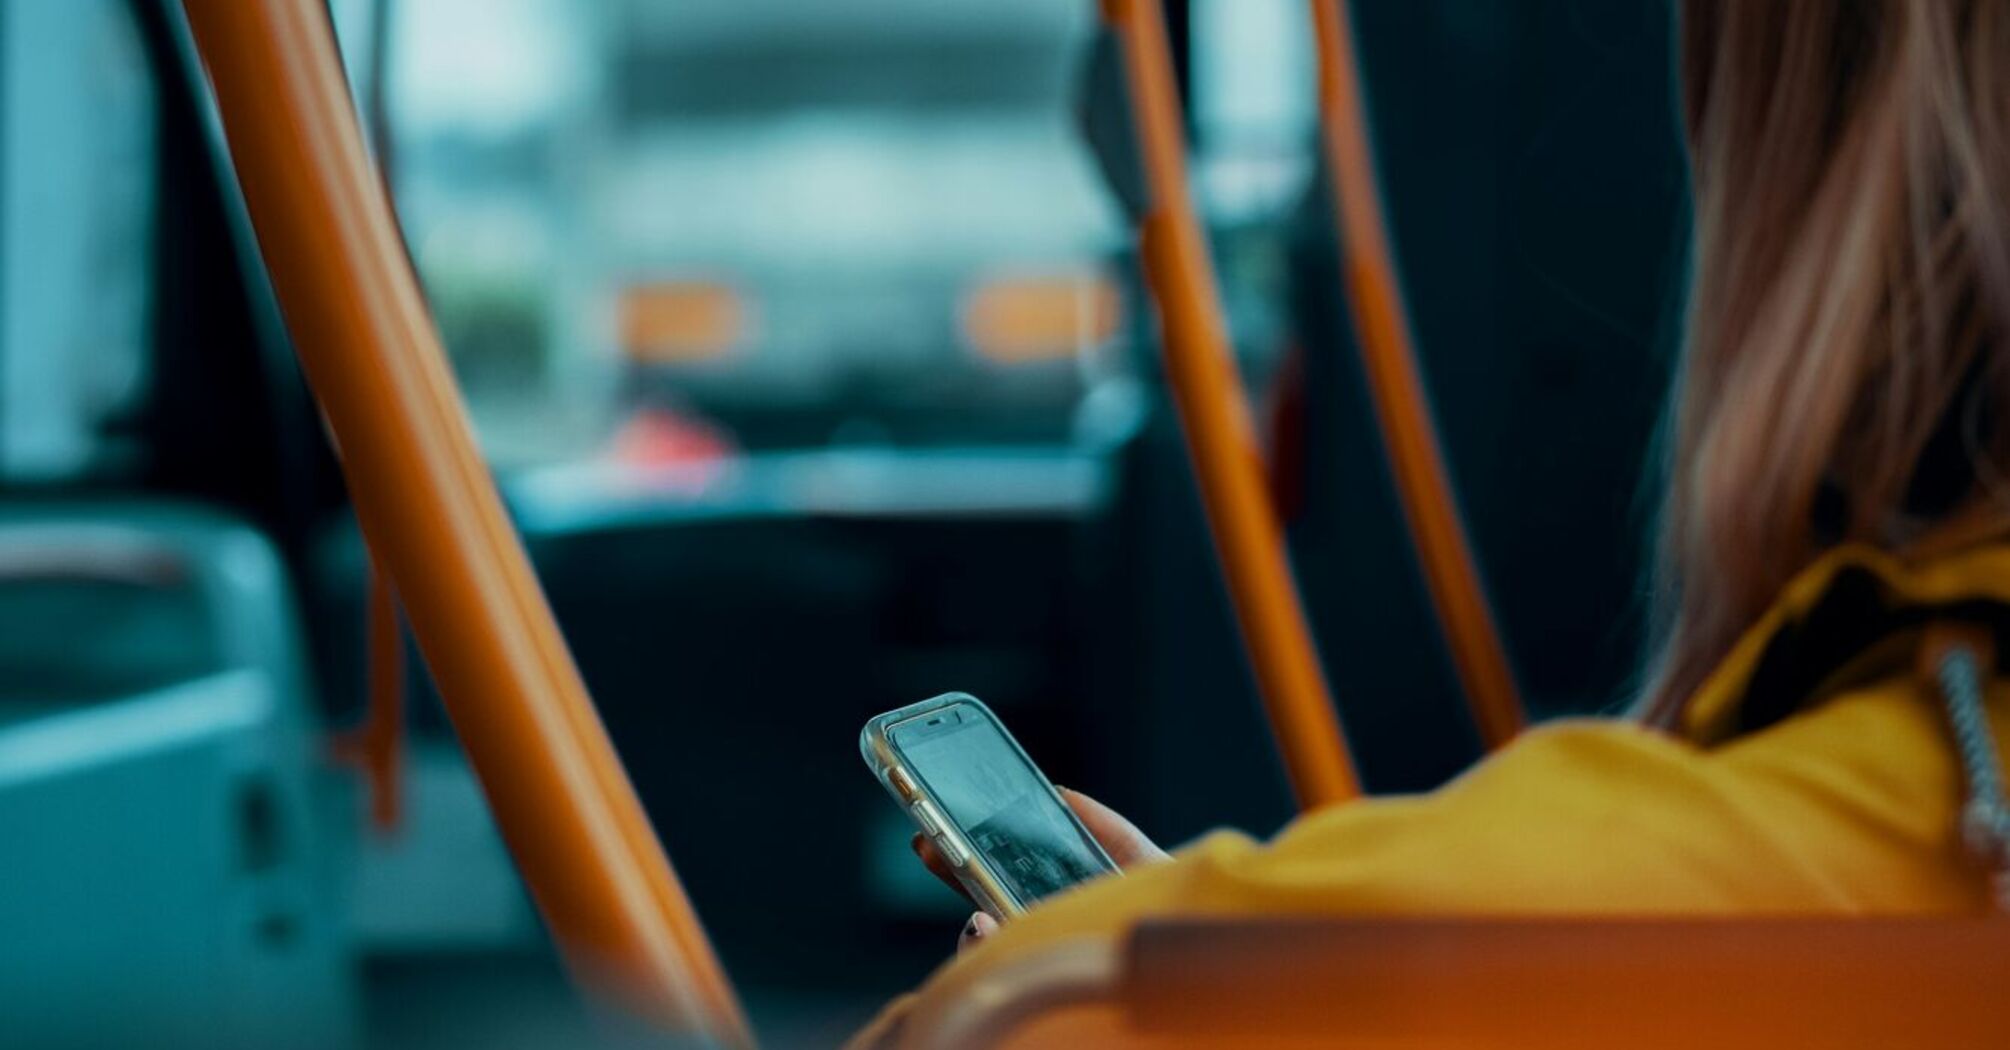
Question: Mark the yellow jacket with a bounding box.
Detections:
[889,541,2009,1028]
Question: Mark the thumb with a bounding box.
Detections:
[1059,788,1170,868]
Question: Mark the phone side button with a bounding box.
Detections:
[936,833,970,869]
[888,767,918,802]
[911,799,945,838]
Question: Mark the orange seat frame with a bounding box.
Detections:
[904,917,2010,1048]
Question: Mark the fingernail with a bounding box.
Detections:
[963,916,979,937]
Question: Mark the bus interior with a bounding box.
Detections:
[9,1,1964,1048]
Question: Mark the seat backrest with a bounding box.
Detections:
[914,917,2010,1049]
[0,503,315,708]
[0,503,355,1047]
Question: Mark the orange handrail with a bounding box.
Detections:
[181,2,752,1042]
[1102,0,1359,806]
[1309,0,1526,749]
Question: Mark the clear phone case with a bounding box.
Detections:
[860,692,1114,920]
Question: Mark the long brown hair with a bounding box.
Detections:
[1643,0,2010,724]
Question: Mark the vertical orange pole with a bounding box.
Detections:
[362,557,405,830]
[1103,0,1359,807]
[1308,0,1526,749]
[331,552,406,832]
[180,2,752,1043]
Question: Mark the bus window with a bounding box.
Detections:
[351,0,1130,469]
[0,0,156,484]
[1190,0,1316,224]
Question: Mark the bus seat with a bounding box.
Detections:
[0,503,355,1047]
[0,503,317,710]
[906,917,2010,1048]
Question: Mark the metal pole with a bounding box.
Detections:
[179,2,752,1042]
[1101,0,1360,807]
[1308,0,1526,749]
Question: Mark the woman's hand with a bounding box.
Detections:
[909,788,1168,953]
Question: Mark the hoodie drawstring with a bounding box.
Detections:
[1927,630,2010,908]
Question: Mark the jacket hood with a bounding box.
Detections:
[1683,540,2010,744]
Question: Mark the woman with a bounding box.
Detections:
[864,0,2010,1039]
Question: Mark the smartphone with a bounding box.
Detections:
[861,693,1118,920]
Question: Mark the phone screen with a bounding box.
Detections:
[891,705,1111,904]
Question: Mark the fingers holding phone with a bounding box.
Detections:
[909,787,1165,906]
[916,785,1166,957]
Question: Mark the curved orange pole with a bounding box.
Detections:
[1309,1,1526,750]
[181,2,751,1042]
[1103,0,1359,807]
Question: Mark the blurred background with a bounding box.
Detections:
[0,0,1686,1045]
